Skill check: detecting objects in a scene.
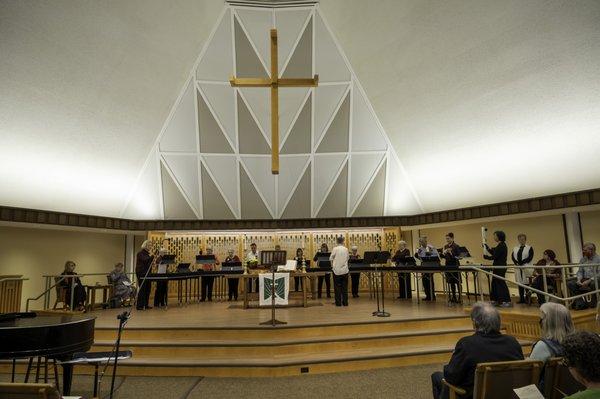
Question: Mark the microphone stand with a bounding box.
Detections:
[98,252,156,398]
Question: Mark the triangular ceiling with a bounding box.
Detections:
[121,2,422,220]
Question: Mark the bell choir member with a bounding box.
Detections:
[60,260,87,311]
[484,230,511,307]
[153,249,168,308]
[392,241,413,299]
[531,249,561,305]
[135,240,154,310]
[511,233,534,304]
[200,247,220,302]
[246,243,259,293]
[225,249,241,301]
[415,237,439,301]
[330,236,350,306]
[294,248,304,292]
[349,246,361,298]
[442,233,462,304]
[314,243,332,298]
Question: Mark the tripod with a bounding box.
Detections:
[372,266,390,317]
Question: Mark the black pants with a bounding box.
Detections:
[567,279,597,306]
[154,281,168,307]
[333,273,349,306]
[351,273,360,297]
[318,273,331,297]
[431,371,449,399]
[423,273,435,300]
[518,286,526,302]
[136,272,151,309]
[294,276,302,291]
[490,270,510,303]
[398,273,412,298]
[531,275,554,305]
[228,278,239,300]
[201,276,214,301]
[445,272,461,301]
[64,283,86,309]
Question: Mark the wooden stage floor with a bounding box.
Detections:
[90,296,543,329]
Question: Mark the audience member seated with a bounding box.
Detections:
[109,262,136,305]
[431,302,524,399]
[562,331,600,399]
[531,249,562,305]
[60,260,87,311]
[567,243,600,310]
[529,302,573,362]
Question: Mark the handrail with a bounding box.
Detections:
[41,272,135,278]
[25,276,66,312]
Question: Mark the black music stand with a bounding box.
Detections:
[259,250,287,326]
[221,261,243,271]
[364,251,391,317]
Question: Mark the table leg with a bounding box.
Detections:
[62,363,73,396]
[302,275,307,307]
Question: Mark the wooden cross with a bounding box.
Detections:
[230,29,319,174]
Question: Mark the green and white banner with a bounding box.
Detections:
[259,273,289,306]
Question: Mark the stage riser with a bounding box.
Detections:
[93,317,472,341]
[91,331,473,358]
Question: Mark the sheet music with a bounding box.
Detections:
[513,385,544,399]
[122,281,132,286]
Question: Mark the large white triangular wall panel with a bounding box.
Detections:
[275,9,312,75]
[159,80,197,152]
[352,85,388,151]
[235,8,272,72]
[162,154,201,216]
[196,9,233,81]
[199,83,237,150]
[202,155,240,218]
[126,3,422,220]
[314,84,348,149]
[278,155,310,216]
[240,156,276,216]
[349,152,385,213]
[313,153,347,215]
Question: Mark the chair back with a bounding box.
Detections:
[473,359,543,399]
[53,277,66,309]
[0,383,61,399]
[544,357,586,399]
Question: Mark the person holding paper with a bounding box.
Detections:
[442,233,462,304]
[483,230,511,307]
[135,240,154,310]
[330,236,350,307]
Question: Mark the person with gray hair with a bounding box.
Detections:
[568,242,600,309]
[431,302,524,399]
[529,302,574,362]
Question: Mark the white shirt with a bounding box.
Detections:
[246,250,259,262]
[329,245,349,275]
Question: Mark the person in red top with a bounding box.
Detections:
[225,249,241,301]
[531,249,561,305]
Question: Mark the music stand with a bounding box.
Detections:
[364,251,391,317]
[260,250,288,326]
[221,261,243,271]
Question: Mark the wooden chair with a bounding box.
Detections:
[52,277,67,310]
[0,383,61,399]
[543,357,586,399]
[443,359,544,399]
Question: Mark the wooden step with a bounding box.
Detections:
[94,315,473,341]
[91,327,474,358]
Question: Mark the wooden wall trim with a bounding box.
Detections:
[1,188,599,231]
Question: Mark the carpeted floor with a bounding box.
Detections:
[1,364,441,399]
[0,365,442,399]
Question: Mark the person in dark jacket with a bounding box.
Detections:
[484,230,511,307]
[135,240,154,310]
[442,233,462,303]
[60,260,87,311]
[431,302,524,399]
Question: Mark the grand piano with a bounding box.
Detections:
[0,313,95,395]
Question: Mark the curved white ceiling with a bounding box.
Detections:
[1,0,599,217]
